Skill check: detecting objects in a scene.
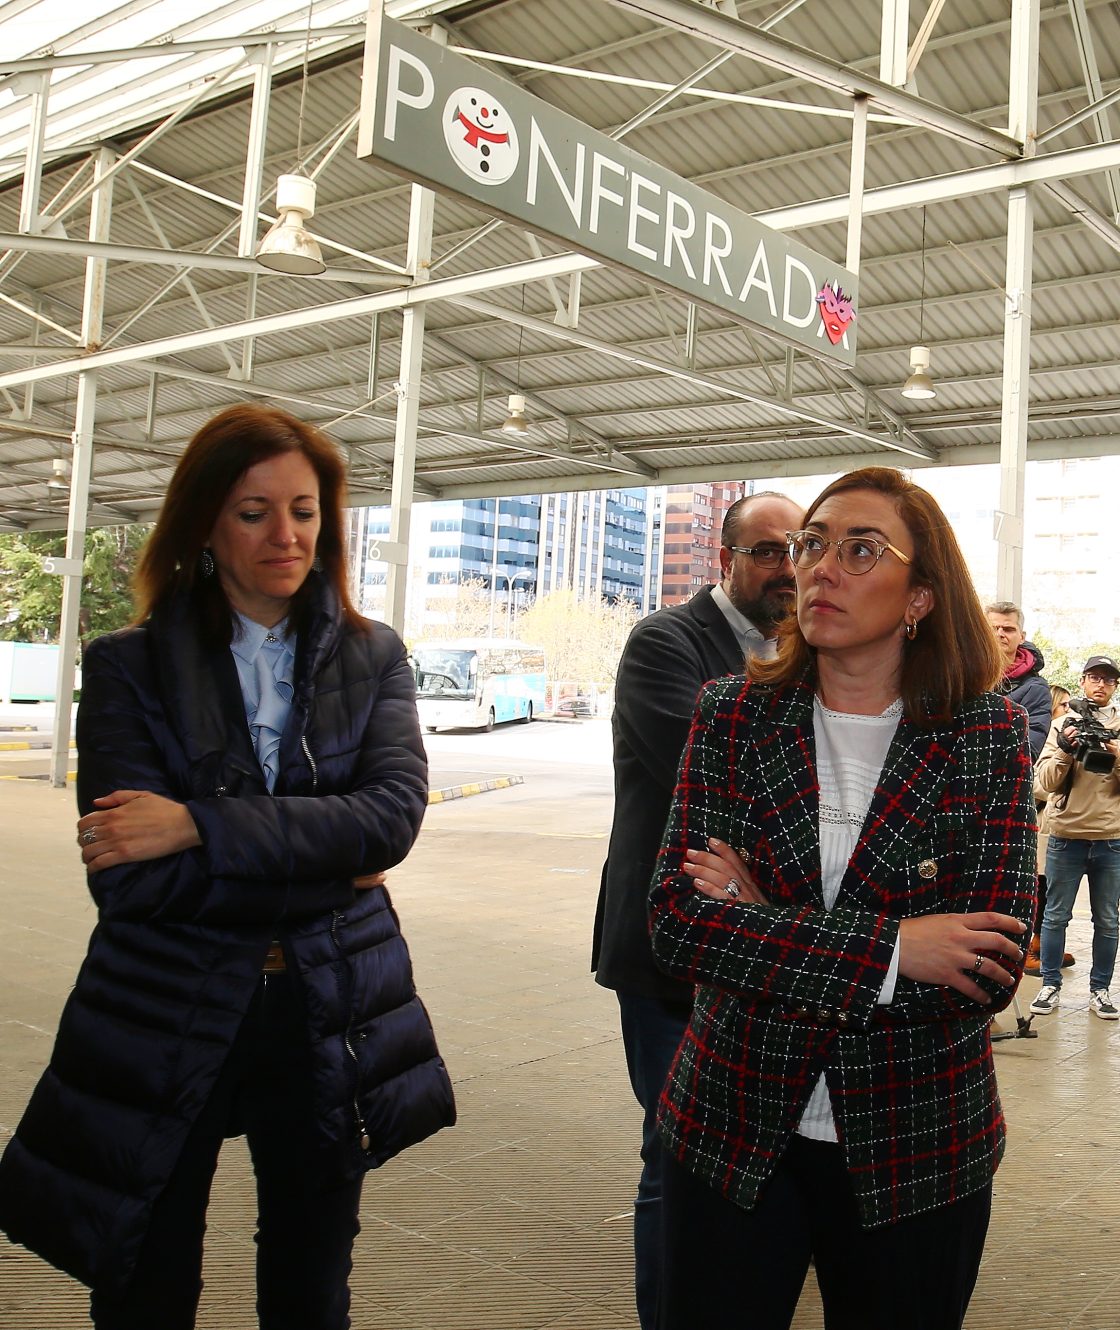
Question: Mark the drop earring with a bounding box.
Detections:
[200,547,215,579]
[904,619,917,641]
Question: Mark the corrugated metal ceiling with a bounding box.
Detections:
[1,0,1120,530]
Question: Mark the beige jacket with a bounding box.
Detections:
[1035,705,1120,841]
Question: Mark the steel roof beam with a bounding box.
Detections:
[0,253,600,394]
[605,0,1021,155]
[0,27,363,77]
[756,138,1120,230]
[1066,0,1120,221]
[450,295,935,462]
[0,232,406,283]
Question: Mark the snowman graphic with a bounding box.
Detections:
[443,86,519,185]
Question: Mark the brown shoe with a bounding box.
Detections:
[1025,951,1075,974]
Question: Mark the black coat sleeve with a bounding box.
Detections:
[76,628,427,921]
[614,613,740,793]
[188,640,428,883]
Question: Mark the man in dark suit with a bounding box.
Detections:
[592,490,802,1330]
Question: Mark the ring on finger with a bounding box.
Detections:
[725,878,741,899]
[972,953,984,973]
[80,828,97,846]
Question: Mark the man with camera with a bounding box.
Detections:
[1032,655,1120,1018]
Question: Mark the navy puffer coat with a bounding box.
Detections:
[0,577,455,1294]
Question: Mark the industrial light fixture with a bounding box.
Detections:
[498,286,530,435]
[901,207,936,400]
[501,393,529,436]
[902,345,936,400]
[256,173,325,275]
[46,457,67,490]
[256,4,325,276]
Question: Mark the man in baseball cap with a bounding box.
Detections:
[1032,654,1120,1019]
[1082,654,1120,679]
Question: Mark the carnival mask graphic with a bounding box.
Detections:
[443,87,520,185]
[815,282,856,345]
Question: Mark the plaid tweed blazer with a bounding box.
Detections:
[650,674,1037,1228]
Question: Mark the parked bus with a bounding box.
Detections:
[411,638,547,733]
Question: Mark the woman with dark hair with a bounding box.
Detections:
[0,404,455,1330]
[650,467,1036,1330]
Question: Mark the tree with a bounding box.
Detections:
[0,526,150,648]
[1033,633,1120,694]
[404,576,496,645]
[514,589,639,687]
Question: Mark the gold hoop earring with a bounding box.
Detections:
[904,619,917,641]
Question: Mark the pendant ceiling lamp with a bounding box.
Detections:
[256,4,325,276]
[499,287,530,434]
[501,394,530,436]
[256,173,325,275]
[901,208,936,400]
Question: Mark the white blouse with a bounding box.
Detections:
[796,696,903,1143]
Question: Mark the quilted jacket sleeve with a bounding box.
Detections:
[77,633,217,914]
[77,627,427,920]
[187,634,427,883]
[649,680,900,1031]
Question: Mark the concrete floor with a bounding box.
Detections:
[1,726,1118,1329]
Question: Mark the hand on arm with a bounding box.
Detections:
[77,790,202,871]
[683,837,768,904]
[897,911,1027,1006]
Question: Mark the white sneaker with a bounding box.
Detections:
[1090,989,1119,1020]
[1030,984,1061,1015]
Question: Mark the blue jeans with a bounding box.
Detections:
[1041,837,1120,991]
[616,991,691,1330]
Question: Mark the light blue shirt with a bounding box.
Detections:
[230,612,295,793]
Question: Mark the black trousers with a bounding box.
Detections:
[659,1135,991,1330]
[90,973,363,1330]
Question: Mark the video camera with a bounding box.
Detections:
[1063,697,1118,774]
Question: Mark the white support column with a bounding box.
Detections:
[51,148,113,788]
[14,72,49,236]
[238,44,274,380]
[846,95,868,274]
[238,45,274,257]
[384,180,435,634]
[995,0,1039,603]
[879,0,910,87]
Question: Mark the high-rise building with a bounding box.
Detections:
[351,488,655,633]
[658,481,749,606]
[535,488,649,606]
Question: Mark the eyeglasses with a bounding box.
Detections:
[1083,673,1118,686]
[724,543,791,569]
[786,529,912,576]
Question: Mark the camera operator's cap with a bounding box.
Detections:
[1082,654,1120,678]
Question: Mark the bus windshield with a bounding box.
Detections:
[413,647,477,700]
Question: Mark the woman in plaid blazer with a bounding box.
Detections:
[650,468,1036,1330]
